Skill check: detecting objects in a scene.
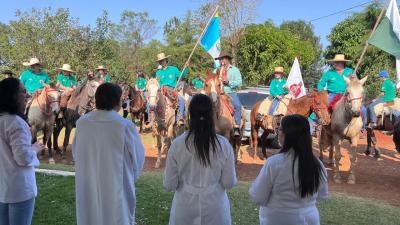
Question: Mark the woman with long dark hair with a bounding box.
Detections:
[250,114,328,225]
[0,78,44,225]
[164,94,237,225]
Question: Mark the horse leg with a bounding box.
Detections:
[62,124,73,160]
[155,134,162,168]
[328,145,334,165]
[260,132,268,159]
[318,127,325,162]
[53,122,63,155]
[364,127,372,156]
[43,127,55,164]
[236,135,242,162]
[333,138,342,183]
[347,137,359,184]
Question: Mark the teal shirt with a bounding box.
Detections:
[19,69,50,94]
[269,78,288,97]
[135,77,147,91]
[213,65,243,94]
[192,78,204,89]
[56,73,77,89]
[155,65,188,88]
[317,67,353,94]
[98,74,111,83]
[381,79,396,102]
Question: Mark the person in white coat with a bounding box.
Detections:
[73,83,145,225]
[250,114,328,225]
[164,94,237,225]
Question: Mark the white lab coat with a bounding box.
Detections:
[163,133,237,225]
[249,151,328,225]
[72,110,145,225]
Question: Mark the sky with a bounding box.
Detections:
[0,0,378,48]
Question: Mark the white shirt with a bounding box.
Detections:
[0,114,39,203]
[163,133,237,225]
[249,151,328,225]
[73,110,145,225]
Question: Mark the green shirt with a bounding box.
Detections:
[135,77,147,91]
[19,69,50,94]
[192,78,204,89]
[317,67,353,94]
[56,73,77,89]
[269,78,288,97]
[155,66,188,88]
[213,65,243,94]
[98,74,111,83]
[381,79,396,102]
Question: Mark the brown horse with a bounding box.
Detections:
[250,90,331,159]
[319,76,368,184]
[146,78,178,168]
[28,87,61,163]
[121,84,147,133]
[204,72,242,163]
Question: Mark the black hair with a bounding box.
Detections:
[185,94,221,167]
[279,114,326,198]
[95,83,122,110]
[0,78,22,115]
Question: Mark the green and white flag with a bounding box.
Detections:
[369,0,400,88]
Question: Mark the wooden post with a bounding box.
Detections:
[174,5,220,91]
[354,0,388,74]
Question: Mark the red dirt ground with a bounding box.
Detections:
[41,131,400,207]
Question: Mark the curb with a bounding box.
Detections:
[35,168,75,177]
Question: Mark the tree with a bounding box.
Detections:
[325,3,393,100]
[164,11,197,47]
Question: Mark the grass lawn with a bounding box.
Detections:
[33,171,400,225]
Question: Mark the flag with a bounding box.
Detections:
[200,12,221,67]
[286,58,306,99]
[368,0,400,88]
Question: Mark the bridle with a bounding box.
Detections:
[35,88,59,116]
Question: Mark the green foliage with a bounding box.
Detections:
[237,22,319,86]
[325,3,395,100]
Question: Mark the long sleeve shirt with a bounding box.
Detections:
[317,67,353,94]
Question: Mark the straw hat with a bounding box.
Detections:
[327,54,351,63]
[156,53,170,62]
[59,64,74,73]
[96,65,107,71]
[22,58,42,66]
[214,51,232,60]
[274,66,284,74]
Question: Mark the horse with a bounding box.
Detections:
[28,86,61,164]
[146,78,178,168]
[319,76,368,184]
[250,90,331,159]
[204,72,242,163]
[53,80,100,159]
[121,84,147,133]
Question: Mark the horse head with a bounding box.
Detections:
[146,78,160,109]
[204,71,222,104]
[344,75,368,117]
[311,90,331,125]
[44,87,61,114]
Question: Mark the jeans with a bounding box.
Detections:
[143,91,150,114]
[228,93,242,126]
[0,198,35,225]
[368,97,384,124]
[308,116,318,134]
[176,96,186,121]
[268,98,280,115]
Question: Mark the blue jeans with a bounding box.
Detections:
[177,96,186,121]
[308,116,318,134]
[268,98,280,115]
[143,91,150,114]
[368,97,384,124]
[328,92,367,129]
[0,198,35,225]
[228,93,242,126]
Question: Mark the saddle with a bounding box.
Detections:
[220,94,234,116]
[329,94,343,113]
[60,90,73,108]
[162,86,179,109]
[373,98,400,118]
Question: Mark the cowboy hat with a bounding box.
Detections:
[96,65,107,71]
[22,58,42,66]
[59,64,74,73]
[274,66,284,74]
[327,54,351,63]
[214,51,232,60]
[156,53,170,62]
[1,70,14,76]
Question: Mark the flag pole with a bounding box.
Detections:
[174,5,220,91]
[354,0,388,74]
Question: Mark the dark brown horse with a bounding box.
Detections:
[250,90,331,159]
[53,80,100,160]
[121,84,147,133]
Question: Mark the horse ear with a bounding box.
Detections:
[359,75,368,85]
[343,76,351,85]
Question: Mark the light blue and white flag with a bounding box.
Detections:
[200,12,221,67]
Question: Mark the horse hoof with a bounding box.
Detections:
[347,174,356,184]
[364,150,371,156]
[49,158,55,164]
[155,160,161,169]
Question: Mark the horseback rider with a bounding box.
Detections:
[368,70,397,128]
[1,70,14,79]
[155,52,189,124]
[191,75,205,90]
[317,54,367,129]
[56,64,77,92]
[96,65,111,84]
[214,51,243,136]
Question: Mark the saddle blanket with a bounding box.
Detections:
[257,95,291,116]
[374,98,400,116]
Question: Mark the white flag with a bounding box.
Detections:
[286,57,306,99]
